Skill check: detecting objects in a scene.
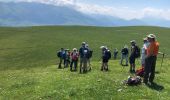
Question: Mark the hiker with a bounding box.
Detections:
[100,46,111,71]
[144,34,159,85]
[113,48,118,60]
[120,45,129,66]
[86,44,93,71]
[136,38,149,77]
[57,48,65,69]
[79,42,89,73]
[141,38,149,67]
[70,48,79,71]
[129,40,140,73]
[63,49,70,68]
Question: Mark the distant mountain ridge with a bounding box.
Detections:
[0,2,170,27]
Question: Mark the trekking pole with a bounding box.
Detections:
[160,53,165,70]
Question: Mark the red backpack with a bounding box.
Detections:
[71,52,79,60]
[136,67,144,77]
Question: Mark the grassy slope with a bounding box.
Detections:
[0,26,170,99]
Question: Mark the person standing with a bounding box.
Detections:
[100,46,111,71]
[120,45,129,66]
[70,48,79,71]
[141,38,149,67]
[86,44,93,71]
[144,34,159,85]
[57,48,65,69]
[113,48,119,60]
[129,40,139,73]
[79,42,89,73]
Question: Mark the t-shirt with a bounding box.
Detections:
[147,41,159,56]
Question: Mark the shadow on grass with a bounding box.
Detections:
[147,82,164,91]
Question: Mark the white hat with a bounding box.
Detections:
[143,37,147,41]
[147,34,156,39]
[100,46,105,49]
[73,48,77,51]
[82,42,86,45]
[130,40,136,43]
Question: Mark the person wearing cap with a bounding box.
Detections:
[79,42,89,73]
[144,34,159,85]
[129,40,138,73]
[120,45,129,66]
[70,48,79,71]
[141,38,149,68]
[100,46,111,71]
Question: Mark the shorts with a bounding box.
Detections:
[129,55,135,64]
[103,58,108,63]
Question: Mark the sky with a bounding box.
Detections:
[1,0,170,20]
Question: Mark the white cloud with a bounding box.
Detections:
[16,0,170,21]
[75,3,170,21]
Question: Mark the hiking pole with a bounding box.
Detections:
[158,52,166,70]
[160,53,165,70]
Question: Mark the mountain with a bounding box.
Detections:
[0,2,103,26]
[1,1,169,27]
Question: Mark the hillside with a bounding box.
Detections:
[0,26,170,99]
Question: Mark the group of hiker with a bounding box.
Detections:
[57,34,160,85]
[57,42,93,73]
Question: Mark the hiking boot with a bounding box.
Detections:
[129,70,133,73]
[125,64,129,66]
[132,70,136,73]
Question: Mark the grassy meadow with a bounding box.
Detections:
[0,26,170,99]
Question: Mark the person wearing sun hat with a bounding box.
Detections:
[129,40,138,73]
[70,48,79,71]
[144,34,159,85]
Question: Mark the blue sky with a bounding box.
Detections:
[1,0,170,9]
[0,0,170,20]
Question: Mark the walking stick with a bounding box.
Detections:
[160,53,165,70]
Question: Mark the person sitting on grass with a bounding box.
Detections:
[70,48,79,71]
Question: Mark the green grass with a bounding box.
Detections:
[0,26,170,99]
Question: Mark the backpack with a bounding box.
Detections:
[88,50,93,59]
[136,67,144,77]
[122,48,128,55]
[106,50,111,59]
[57,51,61,58]
[135,46,140,58]
[124,76,142,86]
